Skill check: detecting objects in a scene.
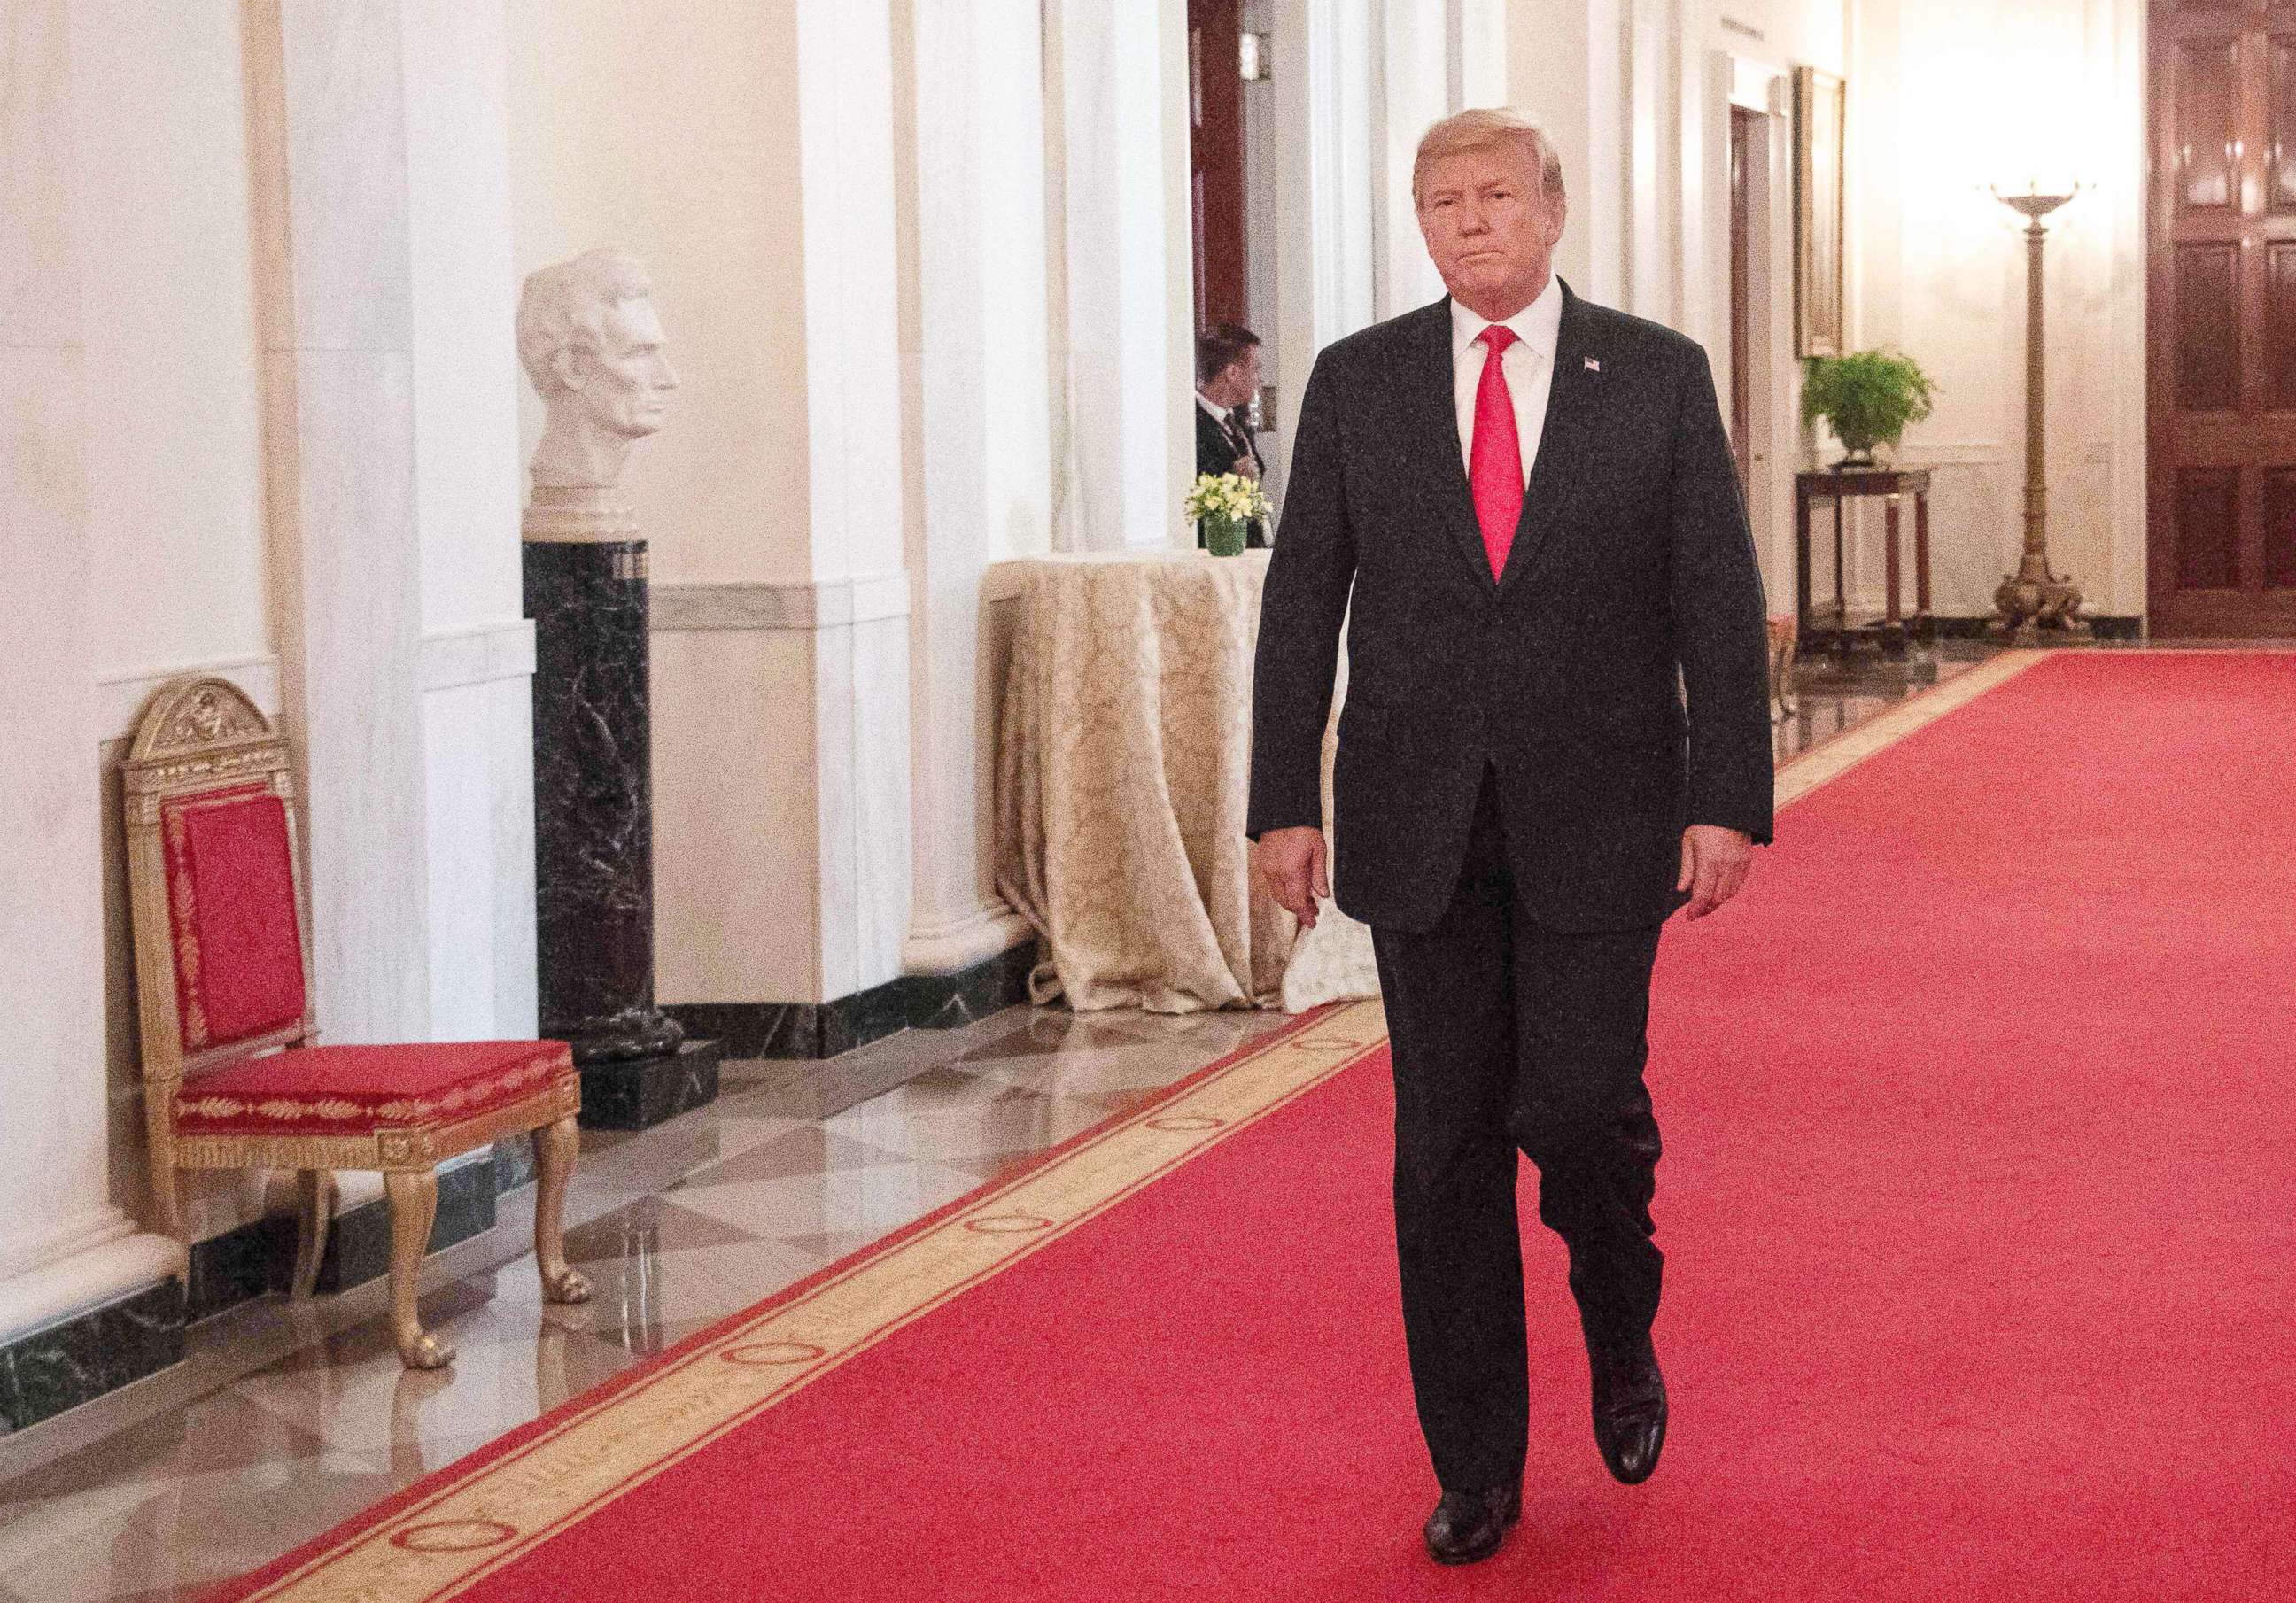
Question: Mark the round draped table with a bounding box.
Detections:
[993,549,1378,1013]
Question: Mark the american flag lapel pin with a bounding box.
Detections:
[1585,356,1601,372]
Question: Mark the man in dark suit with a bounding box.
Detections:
[1247,108,1772,1567]
[1194,323,1269,548]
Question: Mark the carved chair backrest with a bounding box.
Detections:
[120,678,317,1097]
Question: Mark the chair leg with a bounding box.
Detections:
[383,1168,453,1370]
[532,1116,592,1305]
[290,1169,337,1298]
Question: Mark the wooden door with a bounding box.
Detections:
[2148,0,2296,635]
[1188,0,1245,329]
[1729,107,1758,497]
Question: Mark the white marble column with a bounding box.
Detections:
[1269,0,1377,461]
[1043,0,1193,553]
[1509,0,1627,306]
[1454,0,1509,106]
[793,0,912,998]
[0,0,181,1341]
[244,0,431,1045]
[400,0,538,1040]
[900,0,1051,975]
[1374,0,1452,321]
[1623,0,1681,321]
[243,0,532,1046]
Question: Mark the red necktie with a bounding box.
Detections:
[1469,325,1524,579]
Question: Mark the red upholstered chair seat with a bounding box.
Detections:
[175,1040,574,1137]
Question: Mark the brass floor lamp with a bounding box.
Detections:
[1990,185,2089,639]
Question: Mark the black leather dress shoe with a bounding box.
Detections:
[1422,1482,1522,1566]
[1589,1331,1668,1484]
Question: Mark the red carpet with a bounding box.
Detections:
[229,652,2296,1599]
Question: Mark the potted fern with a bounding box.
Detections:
[1800,350,1937,468]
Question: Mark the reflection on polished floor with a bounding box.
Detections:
[0,639,2013,1602]
[1772,632,1999,764]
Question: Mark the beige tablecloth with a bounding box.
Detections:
[995,550,1297,1012]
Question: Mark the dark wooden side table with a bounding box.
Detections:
[1795,466,1933,654]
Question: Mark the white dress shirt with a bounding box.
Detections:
[1450,274,1563,488]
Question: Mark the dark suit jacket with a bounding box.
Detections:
[1245,283,1773,933]
[1195,401,1269,548]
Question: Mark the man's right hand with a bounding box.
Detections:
[1231,454,1261,482]
[1254,826,1329,929]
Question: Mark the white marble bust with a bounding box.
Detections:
[516,249,679,491]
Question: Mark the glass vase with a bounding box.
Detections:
[1201,513,1246,557]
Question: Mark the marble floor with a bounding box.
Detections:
[1771,631,1998,765]
[0,633,2144,1602]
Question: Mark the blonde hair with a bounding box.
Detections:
[1412,108,1565,209]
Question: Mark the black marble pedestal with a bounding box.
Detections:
[525,538,695,1111]
[577,1037,725,1131]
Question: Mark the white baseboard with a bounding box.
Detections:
[903,903,1034,975]
[0,1231,185,1346]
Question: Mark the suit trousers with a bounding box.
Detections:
[1369,765,1666,1492]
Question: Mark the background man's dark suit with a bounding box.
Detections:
[1245,282,1772,1493]
[1195,402,1269,548]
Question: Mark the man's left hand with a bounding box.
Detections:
[1676,825,1753,920]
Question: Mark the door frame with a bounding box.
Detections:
[1703,53,1796,616]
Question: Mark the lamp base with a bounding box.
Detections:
[1991,570,2089,645]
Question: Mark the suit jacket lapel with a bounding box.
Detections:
[1498,281,1595,593]
[1401,298,1499,592]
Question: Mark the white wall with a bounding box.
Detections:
[1509,0,1625,304]
[1044,0,1195,554]
[1852,0,2145,617]
[1706,0,1844,73]
[505,0,811,590]
[74,1,271,690]
[0,0,163,1337]
[69,0,285,1258]
[901,0,1057,976]
[505,0,826,1004]
[405,0,538,1043]
[791,0,913,999]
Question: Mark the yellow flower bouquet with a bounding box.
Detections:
[1183,471,1271,557]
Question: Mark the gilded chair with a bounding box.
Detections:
[120,677,591,1369]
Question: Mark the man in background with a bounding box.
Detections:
[1195,323,1269,548]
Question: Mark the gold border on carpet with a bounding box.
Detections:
[248,649,2051,1601]
[1774,649,2042,809]
[244,1001,1391,1601]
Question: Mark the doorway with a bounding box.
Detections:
[1188,0,1246,329]
[1717,66,1791,608]
[2145,0,2296,636]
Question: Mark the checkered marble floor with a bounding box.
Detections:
[0,1004,1297,1603]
